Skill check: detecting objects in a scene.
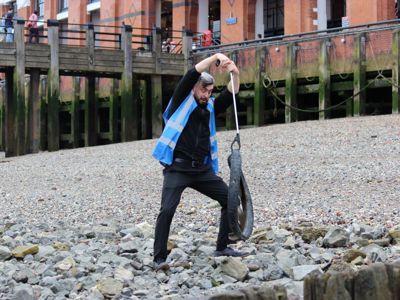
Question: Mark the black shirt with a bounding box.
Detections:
[167,68,235,164]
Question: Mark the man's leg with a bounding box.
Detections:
[190,173,230,251]
[153,175,186,262]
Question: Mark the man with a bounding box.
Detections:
[5,8,13,43]
[27,10,39,44]
[152,53,246,271]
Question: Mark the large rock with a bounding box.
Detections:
[96,278,123,298]
[323,228,349,248]
[218,257,249,281]
[291,265,323,281]
[0,246,11,261]
[136,222,154,239]
[294,226,328,243]
[11,245,39,258]
[342,249,366,263]
[11,284,34,300]
[389,225,400,244]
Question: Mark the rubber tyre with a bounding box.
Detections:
[227,149,254,240]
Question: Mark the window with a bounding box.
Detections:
[36,0,44,18]
[264,0,284,37]
[88,0,100,3]
[327,0,346,29]
[59,0,68,12]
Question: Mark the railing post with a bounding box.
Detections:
[285,43,298,123]
[152,26,162,73]
[319,39,331,120]
[392,29,400,114]
[353,33,366,116]
[182,29,193,73]
[14,19,26,155]
[47,19,60,151]
[121,24,135,142]
[254,46,267,126]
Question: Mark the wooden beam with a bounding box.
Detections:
[84,75,97,146]
[4,69,15,157]
[319,39,331,120]
[14,20,26,155]
[121,25,135,142]
[28,70,41,153]
[47,20,60,151]
[285,43,298,123]
[151,75,162,138]
[0,86,4,151]
[254,47,266,126]
[353,33,366,116]
[71,77,80,148]
[109,79,119,143]
[392,29,400,114]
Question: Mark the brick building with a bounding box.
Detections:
[0,0,398,45]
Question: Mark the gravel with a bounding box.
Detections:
[1,114,399,229]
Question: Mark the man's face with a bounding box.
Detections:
[193,82,213,106]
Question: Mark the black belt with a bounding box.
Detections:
[174,157,203,168]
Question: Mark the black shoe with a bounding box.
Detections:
[214,247,249,257]
[153,259,170,271]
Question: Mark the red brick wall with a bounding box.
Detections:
[285,0,317,35]
[348,0,395,25]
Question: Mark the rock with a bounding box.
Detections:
[276,248,298,276]
[136,222,154,239]
[389,225,400,244]
[294,226,328,243]
[118,241,140,254]
[56,257,76,271]
[292,265,323,281]
[342,249,366,263]
[351,256,365,266]
[218,257,249,281]
[114,267,134,282]
[323,228,349,248]
[53,242,70,251]
[369,238,390,247]
[11,284,34,300]
[0,246,11,261]
[96,278,123,298]
[11,245,39,258]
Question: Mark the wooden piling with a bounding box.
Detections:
[182,29,193,74]
[151,27,163,138]
[0,86,4,151]
[28,70,41,153]
[319,39,331,120]
[39,76,47,151]
[285,43,298,123]
[254,47,267,126]
[353,33,366,116]
[4,69,14,157]
[109,78,119,143]
[47,20,60,151]
[392,30,400,114]
[71,76,80,148]
[121,25,135,142]
[85,75,97,146]
[14,20,26,155]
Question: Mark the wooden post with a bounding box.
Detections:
[28,70,41,153]
[14,19,26,155]
[182,29,193,73]
[109,78,119,143]
[85,75,97,146]
[151,27,163,138]
[254,47,266,126]
[39,76,47,150]
[319,39,331,120]
[392,30,400,114]
[47,19,60,151]
[353,33,366,117]
[4,69,14,157]
[141,79,152,139]
[121,24,135,142]
[0,86,4,151]
[71,77,80,148]
[152,27,162,74]
[285,43,298,123]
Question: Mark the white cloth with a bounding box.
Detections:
[17,0,30,8]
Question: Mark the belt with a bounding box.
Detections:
[174,157,203,168]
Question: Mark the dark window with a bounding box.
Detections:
[161,0,172,40]
[36,0,44,18]
[209,0,220,44]
[59,0,68,12]
[88,0,100,3]
[264,0,284,37]
[328,0,346,29]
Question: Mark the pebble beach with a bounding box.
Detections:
[0,114,399,299]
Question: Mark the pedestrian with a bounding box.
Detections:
[152,53,247,271]
[26,10,39,43]
[0,14,6,42]
[5,7,13,43]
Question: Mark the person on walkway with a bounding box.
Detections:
[152,53,246,271]
[27,10,39,44]
[5,8,14,43]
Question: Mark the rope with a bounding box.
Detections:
[265,74,378,113]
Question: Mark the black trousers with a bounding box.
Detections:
[153,165,229,261]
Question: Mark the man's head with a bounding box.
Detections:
[193,72,214,106]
